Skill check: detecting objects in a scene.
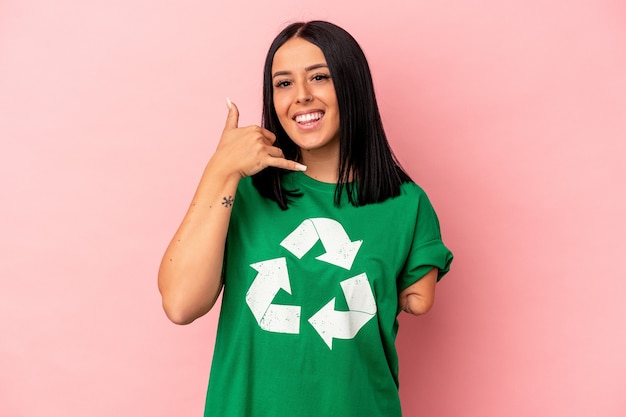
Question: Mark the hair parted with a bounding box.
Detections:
[252,20,412,209]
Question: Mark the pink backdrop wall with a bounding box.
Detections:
[2,1,625,416]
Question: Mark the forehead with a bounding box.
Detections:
[272,38,327,71]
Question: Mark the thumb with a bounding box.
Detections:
[224,97,239,130]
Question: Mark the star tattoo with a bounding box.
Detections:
[221,195,234,208]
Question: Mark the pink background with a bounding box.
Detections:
[1,1,625,416]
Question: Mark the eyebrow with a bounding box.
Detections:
[272,63,329,78]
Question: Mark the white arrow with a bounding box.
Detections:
[245,257,301,334]
[339,273,377,314]
[308,273,377,349]
[280,218,362,270]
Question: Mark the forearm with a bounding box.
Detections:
[158,100,306,324]
[399,268,438,316]
[158,160,240,324]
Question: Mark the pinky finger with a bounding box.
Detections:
[267,157,307,172]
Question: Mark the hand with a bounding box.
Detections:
[212,99,306,179]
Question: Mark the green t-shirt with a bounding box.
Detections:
[204,172,453,417]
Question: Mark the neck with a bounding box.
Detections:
[299,149,339,183]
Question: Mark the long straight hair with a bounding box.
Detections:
[252,21,411,209]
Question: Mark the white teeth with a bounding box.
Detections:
[295,112,323,123]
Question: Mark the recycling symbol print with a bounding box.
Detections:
[245,218,377,350]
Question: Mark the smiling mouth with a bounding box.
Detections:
[294,111,324,125]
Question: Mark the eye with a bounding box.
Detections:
[311,74,330,82]
[274,79,292,88]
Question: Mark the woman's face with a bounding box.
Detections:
[271,37,340,157]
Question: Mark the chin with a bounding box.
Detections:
[294,141,332,152]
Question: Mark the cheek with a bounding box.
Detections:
[272,98,290,129]
[272,90,287,109]
[273,95,289,116]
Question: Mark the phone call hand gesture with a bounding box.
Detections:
[212,99,306,180]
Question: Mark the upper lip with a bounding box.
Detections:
[292,109,325,120]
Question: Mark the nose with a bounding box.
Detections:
[296,84,313,104]
[296,94,313,104]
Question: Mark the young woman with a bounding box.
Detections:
[158,20,453,417]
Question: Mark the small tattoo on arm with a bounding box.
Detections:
[221,196,234,208]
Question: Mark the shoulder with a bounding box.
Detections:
[398,180,432,205]
[396,181,442,225]
[400,180,426,196]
